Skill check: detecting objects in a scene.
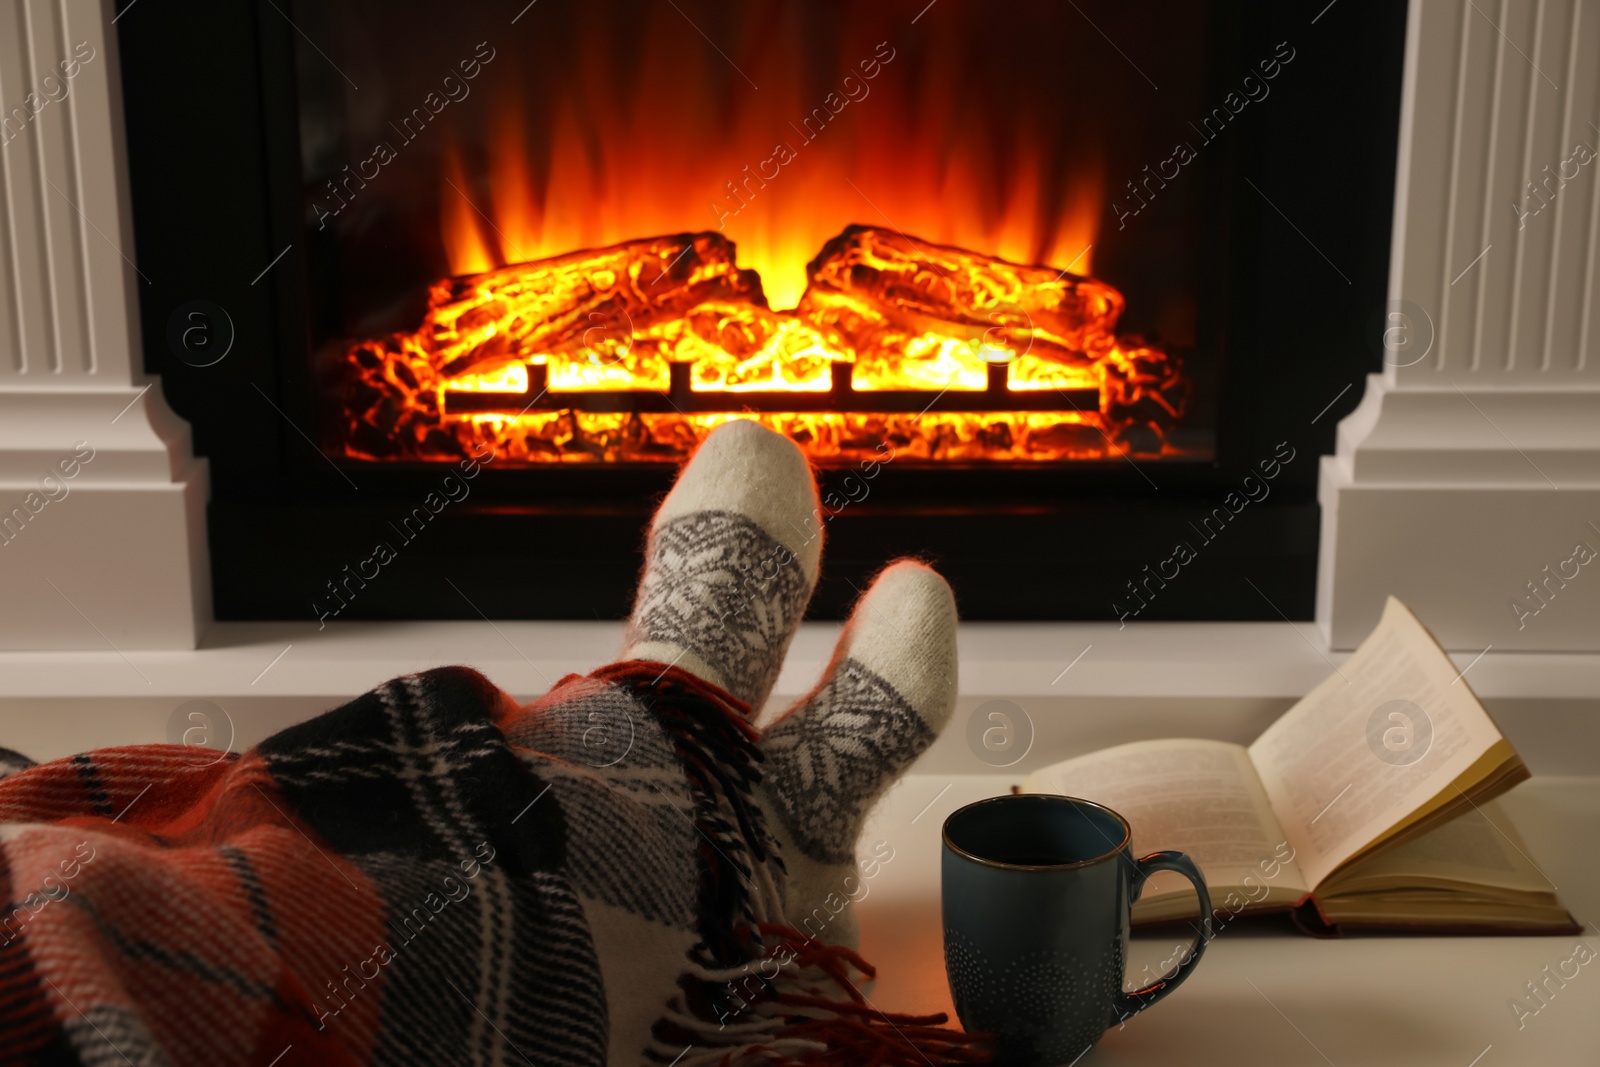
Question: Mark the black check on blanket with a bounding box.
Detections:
[0,421,985,1066]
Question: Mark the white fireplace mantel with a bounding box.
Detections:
[0,0,1597,688]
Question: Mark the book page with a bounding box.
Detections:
[1248,597,1508,888]
[1025,739,1310,903]
[1322,799,1554,897]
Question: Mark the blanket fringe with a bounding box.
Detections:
[590,661,787,961]
[599,662,989,1065]
[655,923,988,1065]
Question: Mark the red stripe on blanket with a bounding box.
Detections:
[0,748,382,1063]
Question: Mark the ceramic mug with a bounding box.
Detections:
[942,794,1212,1064]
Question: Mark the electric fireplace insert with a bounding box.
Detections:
[117,0,1407,621]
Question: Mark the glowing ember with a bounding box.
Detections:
[338,226,1187,465]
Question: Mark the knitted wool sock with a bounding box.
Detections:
[622,418,958,952]
[757,560,958,947]
[621,419,822,711]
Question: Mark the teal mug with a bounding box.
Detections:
[942,794,1212,1064]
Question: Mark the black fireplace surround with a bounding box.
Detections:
[115,0,1407,622]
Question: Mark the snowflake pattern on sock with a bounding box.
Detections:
[625,510,813,707]
[759,658,935,864]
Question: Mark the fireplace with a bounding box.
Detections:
[115,0,1408,622]
[314,3,1205,469]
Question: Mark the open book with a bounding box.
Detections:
[1024,597,1577,935]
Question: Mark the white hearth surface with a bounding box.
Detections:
[3,620,1597,775]
[855,774,1600,1067]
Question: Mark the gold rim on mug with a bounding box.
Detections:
[942,793,1132,872]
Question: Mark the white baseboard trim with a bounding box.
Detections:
[1319,375,1600,651]
[0,386,211,649]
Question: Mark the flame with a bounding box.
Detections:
[343,6,1192,468]
[438,4,1102,308]
[439,143,496,276]
[449,364,529,392]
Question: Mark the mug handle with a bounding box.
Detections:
[1112,850,1213,1021]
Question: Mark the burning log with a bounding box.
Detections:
[336,225,1187,464]
[424,232,765,379]
[795,225,1125,370]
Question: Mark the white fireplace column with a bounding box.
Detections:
[0,0,209,649]
[1319,0,1600,651]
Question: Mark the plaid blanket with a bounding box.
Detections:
[0,663,982,1066]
